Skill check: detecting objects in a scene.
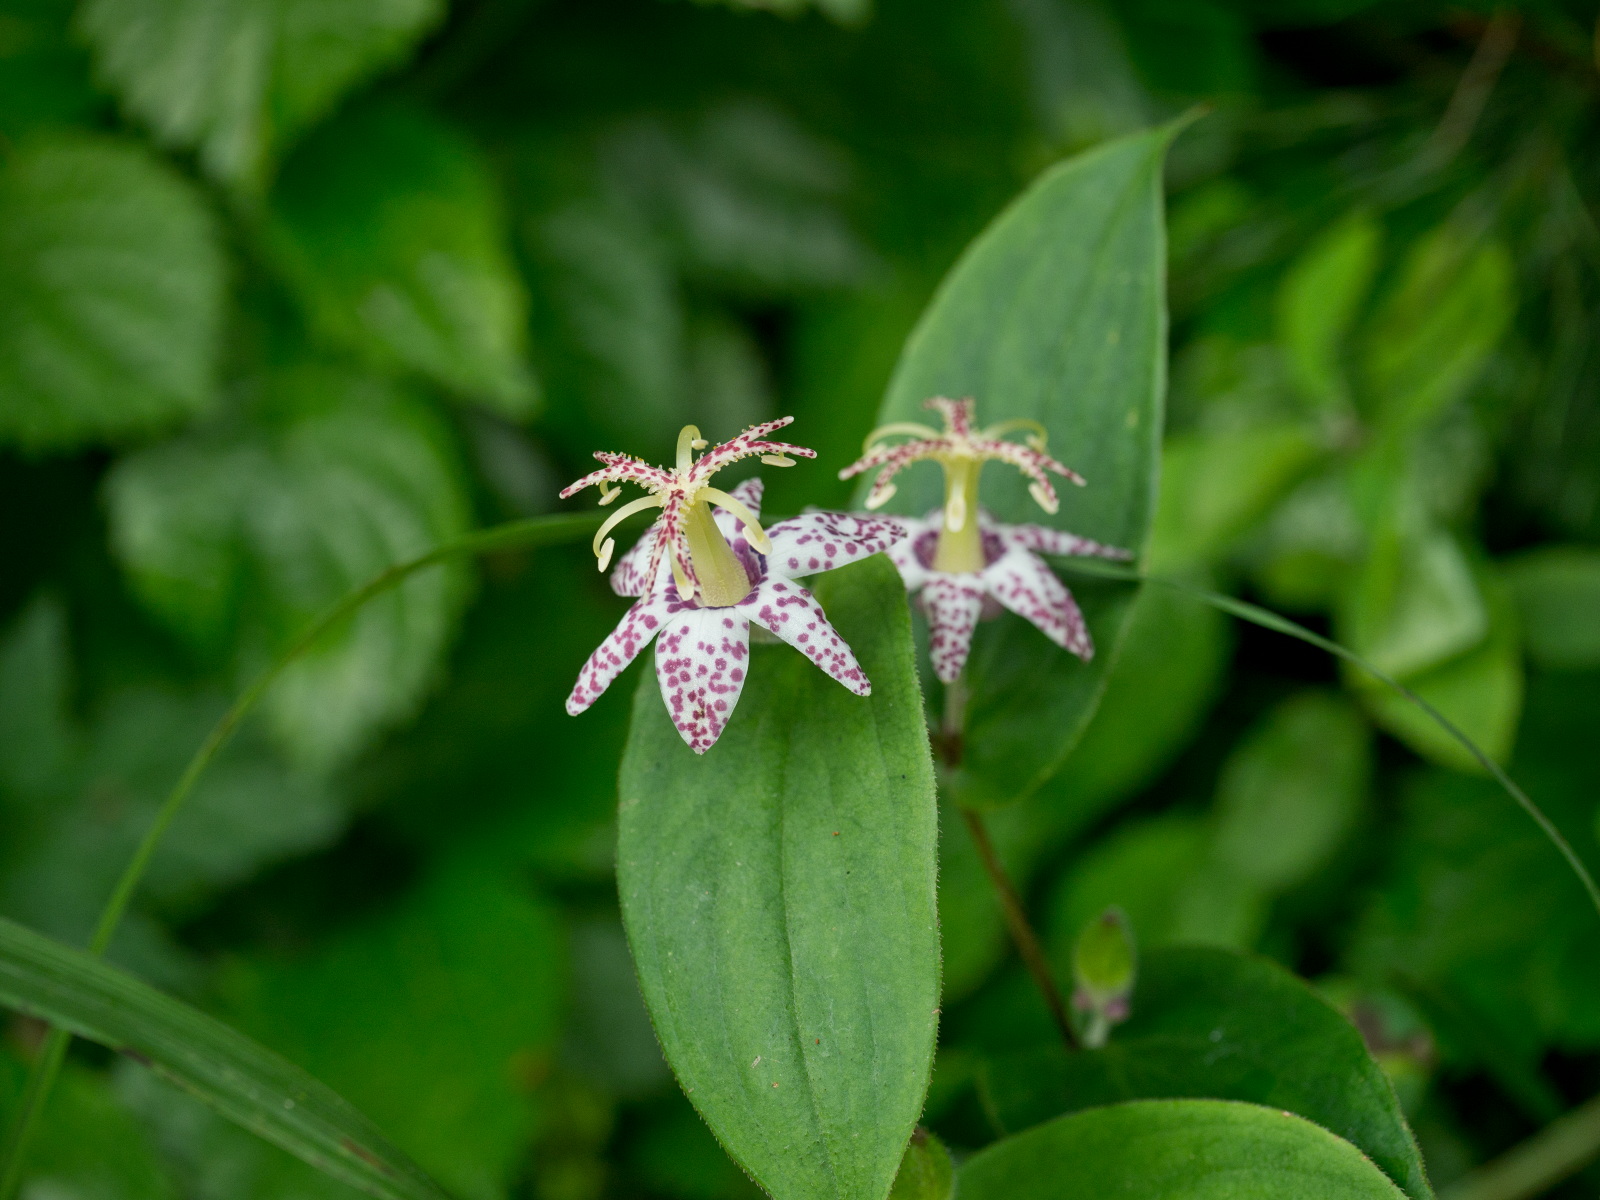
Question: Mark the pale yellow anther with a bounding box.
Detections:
[702,487,771,554]
[597,538,616,573]
[1029,481,1060,514]
[760,454,794,467]
[864,483,895,510]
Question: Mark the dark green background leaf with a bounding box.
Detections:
[618,555,940,1200]
[79,0,444,189]
[0,134,225,452]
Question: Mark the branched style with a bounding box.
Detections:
[564,423,904,753]
[841,397,1130,682]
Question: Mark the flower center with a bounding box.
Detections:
[682,497,754,607]
[931,455,986,574]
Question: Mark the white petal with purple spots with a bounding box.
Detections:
[742,578,870,696]
[653,605,753,754]
[567,593,673,714]
[997,522,1132,561]
[982,547,1092,659]
[919,573,986,683]
[766,511,906,580]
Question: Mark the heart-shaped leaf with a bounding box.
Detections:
[979,946,1430,1199]
[618,555,939,1200]
[861,123,1176,809]
[959,1098,1407,1199]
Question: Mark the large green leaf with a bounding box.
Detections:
[78,0,443,190]
[0,916,449,1200]
[268,103,536,415]
[959,1099,1407,1199]
[106,363,473,768]
[220,860,566,1200]
[980,947,1430,1200]
[1503,546,1600,671]
[0,133,225,452]
[618,556,940,1200]
[863,124,1173,809]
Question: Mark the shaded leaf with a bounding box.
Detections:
[979,948,1429,1200]
[221,861,566,1200]
[618,556,939,1200]
[1276,211,1380,412]
[1503,546,1600,671]
[106,364,473,768]
[0,916,449,1200]
[865,124,1175,808]
[0,134,225,452]
[959,1098,1407,1199]
[79,0,444,189]
[0,1051,172,1200]
[268,103,536,415]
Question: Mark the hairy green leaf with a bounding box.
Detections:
[960,1099,1407,1199]
[863,124,1172,808]
[0,134,225,452]
[268,103,536,415]
[618,555,939,1200]
[979,947,1429,1199]
[78,0,443,189]
[0,916,449,1200]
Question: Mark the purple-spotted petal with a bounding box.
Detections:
[764,511,905,580]
[654,606,753,754]
[982,547,1092,659]
[743,578,870,696]
[998,522,1132,561]
[567,593,672,714]
[886,512,938,593]
[919,574,986,683]
[610,518,666,597]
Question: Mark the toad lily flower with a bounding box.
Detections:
[561,418,905,753]
[839,397,1131,684]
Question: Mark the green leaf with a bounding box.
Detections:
[0,916,450,1200]
[864,124,1175,808]
[220,861,566,1199]
[268,103,536,415]
[0,1052,172,1200]
[1503,546,1600,671]
[617,555,940,1200]
[887,1129,953,1200]
[1210,691,1370,892]
[979,948,1429,1200]
[0,598,344,967]
[1353,570,1522,772]
[1148,423,1324,572]
[1276,211,1381,412]
[1361,227,1512,433]
[106,363,474,768]
[0,133,225,452]
[959,1099,1407,1199]
[78,0,444,189]
[1344,517,1487,681]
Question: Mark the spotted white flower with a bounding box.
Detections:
[562,419,904,753]
[840,397,1131,683]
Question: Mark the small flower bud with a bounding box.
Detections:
[1072,906,1136,1049]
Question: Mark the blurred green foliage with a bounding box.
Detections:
[2,0,1600,1195]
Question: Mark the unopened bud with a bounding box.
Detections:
[1072,906,1136,1048]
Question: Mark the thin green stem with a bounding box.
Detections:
[959,808,1079,1051]
[1055,558,1600,925]
[1440,1089,1600,1200]
[0,511,600,1196]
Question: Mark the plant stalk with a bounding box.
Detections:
[959,808,1079,1051]
[0,511,600,1196]
[1441,1090,1600,1200]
